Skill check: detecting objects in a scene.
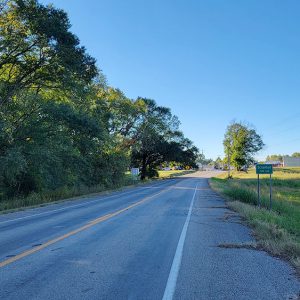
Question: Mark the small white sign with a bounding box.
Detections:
[131,168,139,176]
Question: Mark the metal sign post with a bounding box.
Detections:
[257,173,260,207]
[269,174,272,210]
[255,164,273,209]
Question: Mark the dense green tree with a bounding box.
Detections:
[223,122,264,171]
[266,154,283,162]
[0,0,120,198]
[196,153,213,167]
[131,99,198,179]
[0,0,199,202]
[97,87,146,146]
[214,156,223,169]
[292,152,300,158]
[0,0,97,105]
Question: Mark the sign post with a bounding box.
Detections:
[269,174,272,209]
[257,173,260,207]
[255,164,273,209]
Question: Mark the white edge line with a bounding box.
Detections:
[162,183,198,300]
[0,179,176,225]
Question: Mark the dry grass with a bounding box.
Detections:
[210,167,300,275]
[0,169,194,213]
[158,169,195,178]
[0,175,145,213]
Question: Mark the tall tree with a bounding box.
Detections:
[0,0,199,201]
[97,87,146,145]
[292,152,300,158]
[0,0,97,105]
[131,98,198,179]
[214,157,223,169]
[266,154,283,162]
[223,122,264,171]
[0,0,108,197]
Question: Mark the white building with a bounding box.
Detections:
[283,156,300,167]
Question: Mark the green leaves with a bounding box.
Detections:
[223,122,264,171]
[131,98,198,179]
[0,0,198,200]
[0,0,97,105]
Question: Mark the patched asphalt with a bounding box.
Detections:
[0,171,299,299]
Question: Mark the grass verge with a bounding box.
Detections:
[210,167,300,276]
[0,175,149,213]
[157,169,195,178]
[0,169,194,213]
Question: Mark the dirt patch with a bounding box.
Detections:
[218,211,242,223]
[217,242,261,251]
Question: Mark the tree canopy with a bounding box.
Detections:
[0,0,97,105]
[265,152,300,161]
[0,0,199,200]
[223,122,264,171]
[266,154,283,162]
[130,98,198,179]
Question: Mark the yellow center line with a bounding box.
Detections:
[173,187,211,191]
[0,187,171,268]
[143,186,210,191]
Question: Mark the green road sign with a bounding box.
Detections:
[256,164,273,174]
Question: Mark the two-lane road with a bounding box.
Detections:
[0,171,299,299]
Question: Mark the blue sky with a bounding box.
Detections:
[41,0,300,160]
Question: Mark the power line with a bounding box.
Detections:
[264,112,300,132]
[264,124,300,139]
[266,137,300,148]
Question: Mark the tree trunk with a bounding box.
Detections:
[141,154,147,180]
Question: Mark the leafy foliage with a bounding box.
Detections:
[131,98,198,179]
[0,0,198,203]
[223,122,264,171]
[0,0,97,105]
[266,154,283,162]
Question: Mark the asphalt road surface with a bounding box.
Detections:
[0,171,299,300]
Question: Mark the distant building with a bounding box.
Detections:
[197,163,203,169]
[265,160,283,167]
[283,156,300,167]
[162,167,172,171]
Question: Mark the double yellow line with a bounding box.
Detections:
[0,186,170,268]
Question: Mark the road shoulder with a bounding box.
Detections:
[174,178,300,300]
